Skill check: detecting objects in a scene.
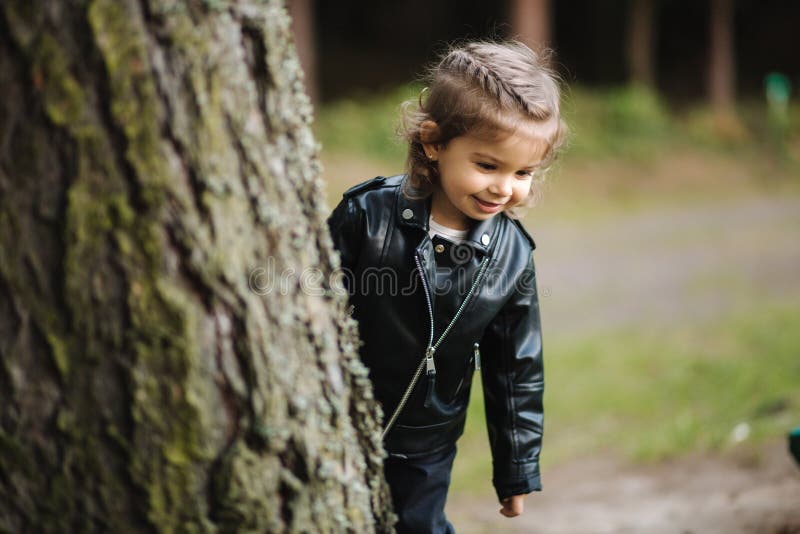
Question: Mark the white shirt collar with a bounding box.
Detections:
[428,216,469,243]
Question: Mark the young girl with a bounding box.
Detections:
[328,41,566,533]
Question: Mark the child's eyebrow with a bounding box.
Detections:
[471,152,500,163]
[472,152,539,170]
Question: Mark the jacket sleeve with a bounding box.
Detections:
[480,249,544,501]
[327,196,364,289]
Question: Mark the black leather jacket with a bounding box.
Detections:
[328,175,544,499]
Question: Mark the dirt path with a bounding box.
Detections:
[446,440,800,533]
[531,193,800,335]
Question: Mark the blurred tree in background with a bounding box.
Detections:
[626,0,656,88]
[288,0,319,104]
[303,0,798,107]
[0,0,393,531]
[708,0,742,135]
[511,0,551,50]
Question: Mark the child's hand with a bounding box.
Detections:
[499,494,527,517]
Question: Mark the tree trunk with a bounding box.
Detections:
[626,0,656,87]
[708,0,735,113]
[511,0,551,50]
[0,0,393,532]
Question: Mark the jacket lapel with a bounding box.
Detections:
[395,180,501,257]
[395,178,502,318]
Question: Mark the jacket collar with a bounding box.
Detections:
[395,177,501,255]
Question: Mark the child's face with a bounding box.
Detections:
[424,128,549,230]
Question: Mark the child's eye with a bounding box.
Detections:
[516,170,534,178]
[476,162,496,171]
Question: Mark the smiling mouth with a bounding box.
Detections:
[473,196,506,212]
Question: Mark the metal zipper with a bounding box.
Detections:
[381,252,490,439]
[473,342,481,371]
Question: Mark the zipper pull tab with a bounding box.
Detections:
[423,346,436,408]
[425,346,436,375]
[473,342,481,371]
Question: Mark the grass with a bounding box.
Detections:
[561,85,672,161]
[450,303,800,495]
[314,84,419,164]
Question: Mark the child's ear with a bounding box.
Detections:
[420,120,440,161]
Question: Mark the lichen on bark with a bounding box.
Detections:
[0,0,394,532]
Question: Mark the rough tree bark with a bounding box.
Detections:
[0,0,393,532]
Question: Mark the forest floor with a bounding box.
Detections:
[446,439,800,533]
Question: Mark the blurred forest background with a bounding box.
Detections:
[290,0,799,529]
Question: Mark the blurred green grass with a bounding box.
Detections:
[451,303,800,495]
[562,85,672,160]
[314,85,418,164]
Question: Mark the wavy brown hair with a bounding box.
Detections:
[399,40,567,212]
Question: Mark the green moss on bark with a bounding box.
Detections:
[31,34,85,127]
[1,0,394,531]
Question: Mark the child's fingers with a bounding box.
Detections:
[499,502,518,517]
[499,495,524,517]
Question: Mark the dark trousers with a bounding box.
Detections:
[383,444,457,534]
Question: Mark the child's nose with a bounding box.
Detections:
[489,175,514,198]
